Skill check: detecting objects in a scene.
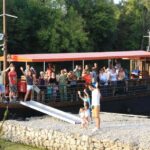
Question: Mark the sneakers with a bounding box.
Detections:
[92,127,100,133]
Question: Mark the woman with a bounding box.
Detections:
[20,67,33,101]
[99,68,108,86]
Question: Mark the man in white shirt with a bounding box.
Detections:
[89,83,101,132]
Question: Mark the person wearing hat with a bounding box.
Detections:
[88,83,101,132]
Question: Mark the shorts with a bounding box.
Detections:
[0,84,5,93]
[92,105,100,118]
[85,109,90,118]
[9,84,17,93]
[27,85,33,91]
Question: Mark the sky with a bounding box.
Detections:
[114,0,121,4]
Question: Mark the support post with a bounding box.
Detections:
[25,62,27,70]
[82,60,84,69]
[43,62,45,72]
[72,61,74,71]
[3,0,7,85]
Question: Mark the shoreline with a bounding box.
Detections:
[0,112,150,150]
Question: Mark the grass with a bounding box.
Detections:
[0,139,43,150]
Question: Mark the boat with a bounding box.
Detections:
[0,50,150,119]
[1,0,150,119]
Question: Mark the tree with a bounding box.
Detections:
[0,0,89,54]
[6,0,51,54]
[116,0,150,50]
[66,0,119,51]
[37,4,89,53]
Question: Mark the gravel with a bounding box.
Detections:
[7,112,150,149]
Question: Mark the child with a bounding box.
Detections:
[52,82,58,101]
[47,85,53,100]
[79,107,88,128]
[78,89,91,107]
[78,89,92,120]
[84,102,91,123]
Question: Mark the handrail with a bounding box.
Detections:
[31,78,150,102]
[2,78,150,102]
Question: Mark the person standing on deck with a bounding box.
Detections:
[88,83,101,132]
[3,64,17,102]
[20,67,33,101]
[58,69,68,101]
[73,65,82,80]
[37,71,46,102]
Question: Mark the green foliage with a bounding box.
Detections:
[115,0,150,50]
[66,0,119,51]
[0,106,8,136]
[0,139,42,150]
[0,0,149,53]
[37,2,89,53]
[1,0,89,54]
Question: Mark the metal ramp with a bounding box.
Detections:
[20,100,81,124]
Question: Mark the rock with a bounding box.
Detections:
[1,112,150,149]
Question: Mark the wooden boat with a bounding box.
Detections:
[1,0,150,119]
[0,50,150,119]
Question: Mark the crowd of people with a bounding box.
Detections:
[0,61,143,132]
[0,60,141,103]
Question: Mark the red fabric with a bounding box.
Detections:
[83,74,92,84]
[5,86,9,96]
[8,71,17,85]
[18,81,27,93]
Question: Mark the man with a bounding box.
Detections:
[4,64,17,102]
[73,65,82,80]
[58,69,68,101]
[89,83,101,132]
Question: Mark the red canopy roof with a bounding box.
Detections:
[1,50,150,62]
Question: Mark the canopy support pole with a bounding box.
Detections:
[43,61,45,72]
[25,62,27,70]
[72,61,74,70]
[82,60,84,69]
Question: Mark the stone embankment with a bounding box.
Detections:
[1,112,150,150]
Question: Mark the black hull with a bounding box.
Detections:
[0,101,82,120]
[101,94,150,116]
[0,94,150,120]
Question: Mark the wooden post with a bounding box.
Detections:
[1,0,17,85]
[3,0,7,85]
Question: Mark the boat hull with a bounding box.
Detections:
[1,93,150,120]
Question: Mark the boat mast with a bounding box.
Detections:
[144,30,150,51]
